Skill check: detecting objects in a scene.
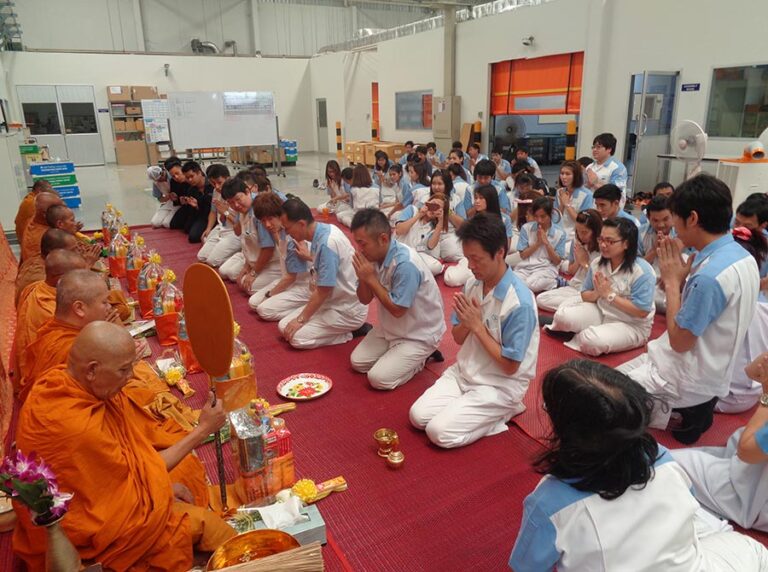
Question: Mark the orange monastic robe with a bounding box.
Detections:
[17,319,209,506]
[14,192,35,245]
[14,281,56,361]
[14,366,193,571]
[15,220,49,298]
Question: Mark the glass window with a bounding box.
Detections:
[22,103,61,135]
[61,102,98,134]
[706,65,768,138]
[396,90,433,130]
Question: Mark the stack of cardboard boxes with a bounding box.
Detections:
[344,141,407,167]
[107,85,159,165]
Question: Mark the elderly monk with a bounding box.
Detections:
[14,249,88,365]
[15,228,80,301]
[14,179,53,244]
[14,322,236,570]
[19,191,63,262]
[45,204,82,234]
[18,270,210,505]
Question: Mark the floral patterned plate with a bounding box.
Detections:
[276,373,333,401]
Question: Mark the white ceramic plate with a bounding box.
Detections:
[276,373,333,401]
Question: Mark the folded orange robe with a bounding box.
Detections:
[14,192,35,245]
[17,319,208,504]
[19,219,47,263]
[14,366,192,571]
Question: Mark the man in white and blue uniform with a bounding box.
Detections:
[410,213,538,448]
[515,146,542,179]
[619,174,759,444]
[277,199,368,349]
[585,132,628,205]
[466,142,488,174]
[491,149,512,183]
[197,164,242,268]
[510,446,768,571]
[593,184,641,228]
[398,141,415,166]
[349,209,445,390]
[463,159,512,214]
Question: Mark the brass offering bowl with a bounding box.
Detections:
[387,450,405,469]
[373,428,398,457]
[206,529,300,570]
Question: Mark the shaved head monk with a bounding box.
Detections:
[19,191,63,263]
[14,322,235,570]
[16,223,76,299]
[14,249,88,370]
[45,204,82,235]
[17,269,218,522]
[14,179,53,244]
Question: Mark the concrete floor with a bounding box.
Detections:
[71,152,337,230]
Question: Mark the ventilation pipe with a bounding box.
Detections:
[191,38,220,54]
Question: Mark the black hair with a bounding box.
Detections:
[733,227,768,268]
[452,140,463,149]
[408,162,430,186]
[645,195,670,215]
[559,160,584,189]
[737,196,768,226]
[388,163,403,176]
[491,146,503,155]
[163,156,182,171]
[593,133,617,155]
[341,167,354,182]
[181,160,202,174]
[511,160,533,176]
[374,150,390,171]
[593,184,622,203]
[282,197,314,224]
[206,163,230,180]
[426,142,437,151]
[415,145,428,156]
[599,218,639,272]
[221,177,248,200]
[652,181,674,195]
[575,209,602,252]
[516,190,541,230]
[325,160,342,185]
[235,170,256,186]
[474,159,496,178]
[531,196,553,218]
[515,173,535,189]
[430,171,454,196]
[249,165,268,177]
[468,142,481,152]
[516,146,530,155]
[449,148,464,161]
[456,211,507,258]
[473,184,501,216]
[535,359,660,500]
[447,163,468,181]
[404,140,414,147]
[351,208,392,237]
[667,174,732,234]
[577,156,593,168]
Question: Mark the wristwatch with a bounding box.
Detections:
[265,290,271,299]
[606,291,617,304]
[760,393,768,407]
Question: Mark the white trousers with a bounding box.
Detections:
[277,303,368,350]
[151,202,180,228]
[444,258,472,288]
[350,326,438,390]
[219,253,282,293]
[550,300,650,356]
[197,226,242,268]
[439,232,462,262]
[617,353,677,428]
[536,285,581,312]
[336,208,356,228]
[673,428,768,534]
[716,301,768,413]
[250,278,312,321]
[419,252,444,276]
[699,531,768,571]
[513,265,558,294]
[409,364,524,449]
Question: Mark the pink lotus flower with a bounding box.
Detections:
[0,450,72,525]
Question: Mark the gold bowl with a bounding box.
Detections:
[373,428,398,457]
[206,529,300,570]
[387,450,405,469]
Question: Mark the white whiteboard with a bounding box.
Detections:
[167,91,278,150]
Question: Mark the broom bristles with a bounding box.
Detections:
[213,541,324,572]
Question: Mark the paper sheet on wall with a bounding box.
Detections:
[141,99,171,143]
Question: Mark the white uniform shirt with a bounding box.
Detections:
[566,243,601,290]
[510,448,709,572]
[553,187,595,240]
[647,233,759,406]
[587,157,628,191]
[240,208,277,264]
[395,206,440,258]
[582,256,656,324]
[310,222,366,310]
[516,221,568,272]
[375,240,446,345]
[349,186,381,211]
[450,268,539,401]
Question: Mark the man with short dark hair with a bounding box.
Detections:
[409,213,539,448]
[464,159,512,215]
[177,161,214,243]
[619,174,759,444]
[349,209,445,390]
[398,141,415,166]
[466,142,488,173]
[593,184,640,227]
[197,164,240,267]
[585,133,627,201]
[277,199,368,349]
[515,146,542,179]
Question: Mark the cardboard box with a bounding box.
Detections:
[353,151,365,165]
[113,119,126,132]
[347,141,365,155]
[363,143,377,166]
[375,142,405,162]
[147,143,160,165]
[123,118,136,131]
[125,105,142,115]
[134,118,144,132]
[115,140,147,165]
[107,86,131,102]
[131,86,158,101]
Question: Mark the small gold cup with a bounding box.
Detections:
[386,450,405,469]
[373,428,398,458]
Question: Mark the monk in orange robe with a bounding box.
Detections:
[14,179,53,244]
[14,322,234,570]
[18,270,219,512]
[14,249,88,366]
[19,191,62,262]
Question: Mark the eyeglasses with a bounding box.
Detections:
[597,236,624,245]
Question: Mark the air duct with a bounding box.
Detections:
[191,38,220,54]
